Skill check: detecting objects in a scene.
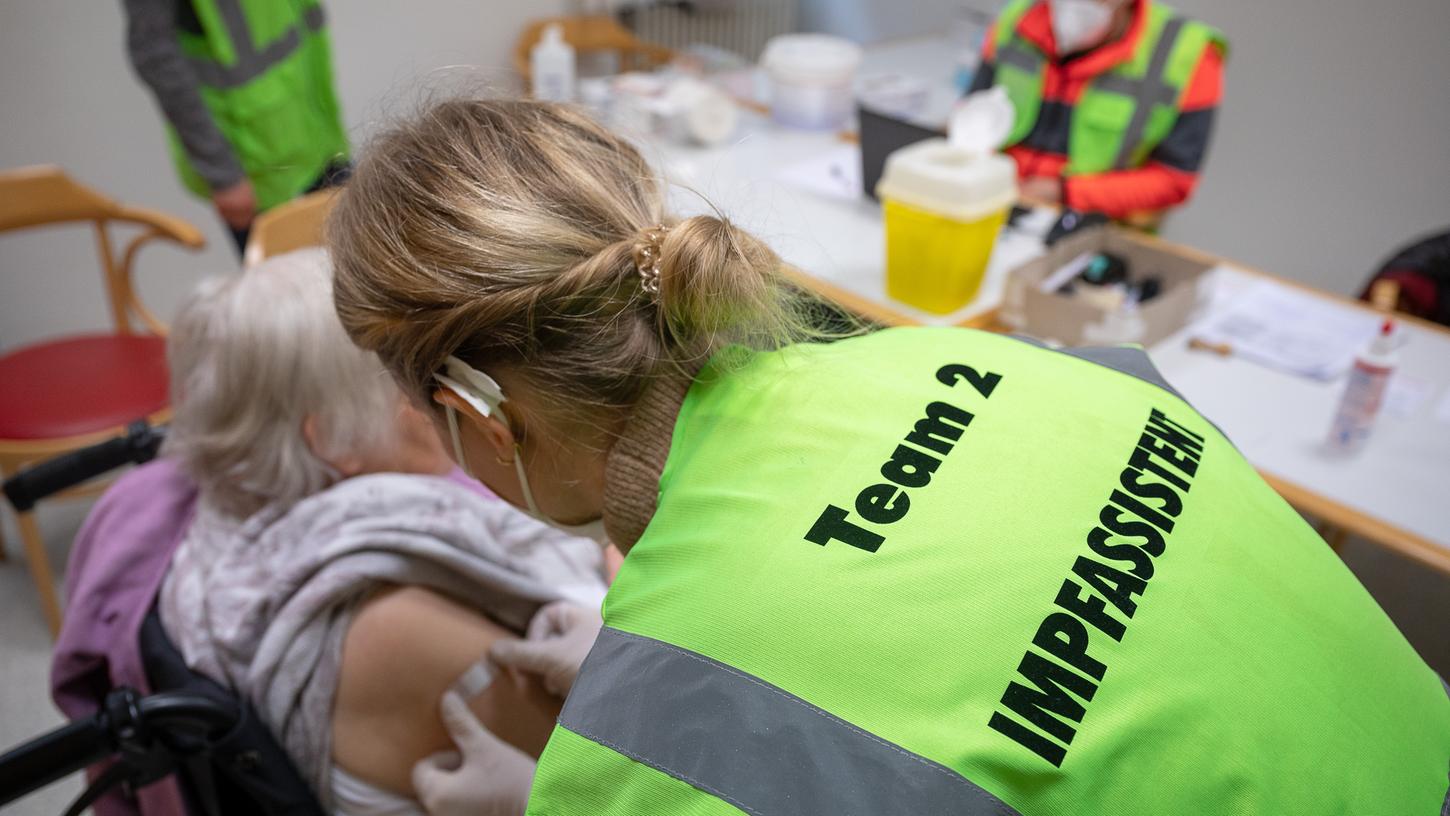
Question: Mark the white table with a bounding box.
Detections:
[1149,262,1450,572]
[643,113,1450,575]
[648,114,1049,328]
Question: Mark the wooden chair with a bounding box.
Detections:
[0,165,204,636]
[242,187,340,267]
[513,16,673,89]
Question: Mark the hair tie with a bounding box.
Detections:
[634,224,669,297]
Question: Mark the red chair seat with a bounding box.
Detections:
[0,333,169,440]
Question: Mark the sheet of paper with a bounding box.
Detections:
[775,145,864,203]
[1188,282,1383,381]
[1383,375,1430,418]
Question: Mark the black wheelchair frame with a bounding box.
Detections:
[0,421,324,816]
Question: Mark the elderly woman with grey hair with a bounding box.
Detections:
[157,248,607,815]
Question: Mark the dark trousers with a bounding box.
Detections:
[227,160,352,256]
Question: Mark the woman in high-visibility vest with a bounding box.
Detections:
[327,98,1450,816]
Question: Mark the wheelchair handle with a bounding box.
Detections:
[0,689,237,808]
[2,421,166,513]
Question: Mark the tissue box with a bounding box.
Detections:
[999,227,1213,347]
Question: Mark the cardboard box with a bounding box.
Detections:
[1000,227,1214,347]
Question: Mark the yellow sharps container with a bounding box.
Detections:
[875,139,1018,314]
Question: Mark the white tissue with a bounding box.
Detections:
[948,86,1016,156]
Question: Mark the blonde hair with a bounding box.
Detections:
[327,98,824,430]
[165,249,402,518]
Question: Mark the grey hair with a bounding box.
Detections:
[164,248,402,519]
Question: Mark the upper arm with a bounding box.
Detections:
[1180,44,1224,111]
[979,21,999,61]
[1143,44,1226,178]
[122,0,179,75]
[331,586,562,798]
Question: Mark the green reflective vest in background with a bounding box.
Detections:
[993,0,1227,175]
[170,0,348,210]
[529,328,1450,815]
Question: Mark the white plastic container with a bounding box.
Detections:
[658,77,739,146]
[761,34,862,129]
[607,74,738,146]
[531,23,576,102]
[1325,319,1398,453]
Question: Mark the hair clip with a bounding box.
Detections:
[636,224,668,297]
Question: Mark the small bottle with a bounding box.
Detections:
[1325,320,1398,453]
[531,23,575,102]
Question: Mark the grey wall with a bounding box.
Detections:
[1162,0,1450,294]
[0,0,564,352]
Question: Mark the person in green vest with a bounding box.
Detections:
[326,98,1450,815]
[124,0,349,253]
[966,0,1226,222]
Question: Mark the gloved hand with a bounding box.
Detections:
[489,601,602,697]
[412,692,536,816]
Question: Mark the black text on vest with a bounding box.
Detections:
[804,363,1002,553]
[987,408,1205,767]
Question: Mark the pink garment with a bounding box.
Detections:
[48,459,493,816]
[51,459,195,816]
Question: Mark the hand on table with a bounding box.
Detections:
[413,692,536,816]
[1019,176,1062,206]
[212,178,257,230]
[490,601,602,698]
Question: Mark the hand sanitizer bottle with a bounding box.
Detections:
[1325,319,1398,453]
[531,23,576,103]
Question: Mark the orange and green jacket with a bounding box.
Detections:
[969,0,1224,218]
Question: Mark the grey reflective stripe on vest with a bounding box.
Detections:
[1009,336,1181,397]
[560,627,1022,816]
[996,42,1043,75]
[1108,15,1187,169]
[1442,675,1450,816]
[1007,335,1234,444]
[1060,345,1185,401]
[187,1,327,89]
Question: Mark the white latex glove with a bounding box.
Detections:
[489,601,602,697]
[412,692,535,816]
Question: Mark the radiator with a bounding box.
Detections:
[618,1,800,62]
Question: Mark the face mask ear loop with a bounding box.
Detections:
[513,444,543,518]
[445,404,473,478]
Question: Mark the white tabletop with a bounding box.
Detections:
[1149,268,1450,556]
[642,111,1450,567]
[649,117,1048,326]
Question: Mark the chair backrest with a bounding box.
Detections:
[513,15,673,87]
[242,188,339,267]
[0,165,205,334]
[0,165,123,232]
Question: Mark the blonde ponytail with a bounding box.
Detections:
[328,97,838,429]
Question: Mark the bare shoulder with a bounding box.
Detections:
[332,585,561,797]
[339,585,506,705]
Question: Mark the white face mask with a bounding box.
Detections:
[1050,0,1116,55]
[436,356,610,544]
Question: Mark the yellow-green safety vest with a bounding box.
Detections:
[993,0,1227,175]
[528,327,1450,815]
[170,0,348,210]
